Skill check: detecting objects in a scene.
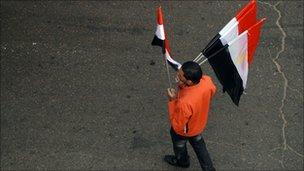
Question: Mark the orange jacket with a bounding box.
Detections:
[168,75,216,137]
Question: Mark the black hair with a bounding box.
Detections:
[181,61,202,84]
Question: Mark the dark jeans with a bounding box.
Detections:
[170,128,215,171]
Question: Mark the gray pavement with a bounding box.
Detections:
[1,1,303,170]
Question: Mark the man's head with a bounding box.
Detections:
[176,61,202,86]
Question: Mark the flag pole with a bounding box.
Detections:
[193,52,202,62]
[199,58,208,65]
[164,56,172,88]
[193,53,207,63]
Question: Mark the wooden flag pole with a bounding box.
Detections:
[164,56,172,88]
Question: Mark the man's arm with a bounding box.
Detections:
[168,99,191,135]
[211,83,216,96]
[208,77,217,97]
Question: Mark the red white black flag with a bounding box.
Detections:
[206,18,266,105]
[203,0,257,62]
[151,7,181,71]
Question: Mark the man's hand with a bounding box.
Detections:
[167,88,177,101]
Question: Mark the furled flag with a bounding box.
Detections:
[206,18,266,105]
[203,0,257,60]
[151,7,181,71]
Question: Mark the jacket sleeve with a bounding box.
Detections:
[209,77,217,97]
[168,100,192,134]
[211,82,216,97]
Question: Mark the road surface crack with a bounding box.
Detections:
[259,0,304,166]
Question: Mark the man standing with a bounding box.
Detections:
[164,61,216,171]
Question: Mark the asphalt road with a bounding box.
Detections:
[1,1,303,170]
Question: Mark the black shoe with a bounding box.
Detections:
[164,155,190,168]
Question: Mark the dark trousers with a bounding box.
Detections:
[170,128,215,171]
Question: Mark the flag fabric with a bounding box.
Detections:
[150,1,265,106]
[220,0,256,36]
[203,0,257,59]
[236,0,256,19]
[151,7,181,71]
[206,18,266,105]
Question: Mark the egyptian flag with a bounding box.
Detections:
[151,7,181,70]
[203,0,257,63]
[207,19,266,105]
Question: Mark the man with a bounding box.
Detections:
[164,61,216,171]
